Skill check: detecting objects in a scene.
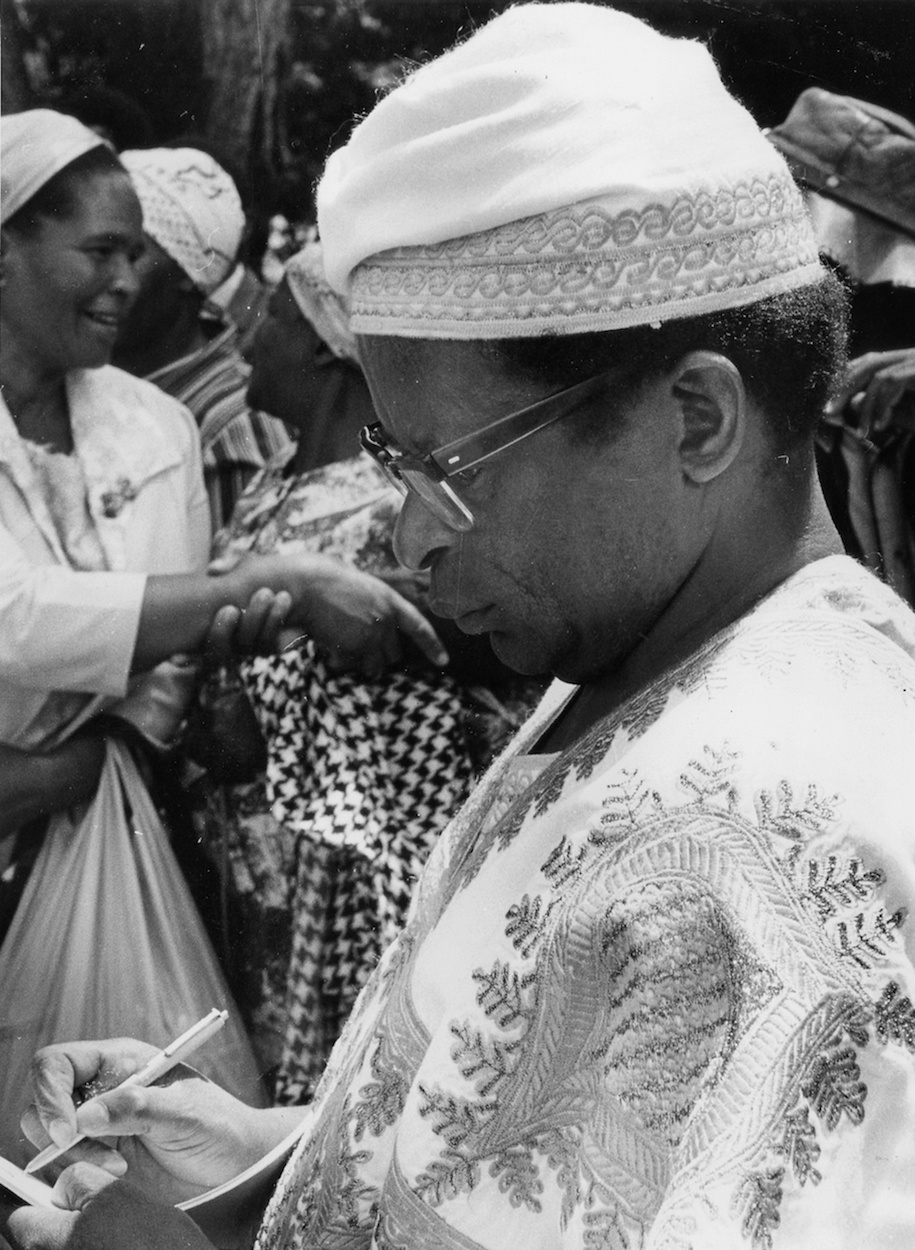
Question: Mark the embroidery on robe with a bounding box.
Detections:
[874,980,915,1049]
[410,743,909,1244]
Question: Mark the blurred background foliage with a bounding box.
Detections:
[2,0,913,250]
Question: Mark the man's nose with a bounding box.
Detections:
[393,492,460,571]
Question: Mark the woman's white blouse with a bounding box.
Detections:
[0,364,210,747]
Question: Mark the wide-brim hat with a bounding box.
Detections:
[767,89,915,241]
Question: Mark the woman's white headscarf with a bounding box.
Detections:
[1,109,108,225]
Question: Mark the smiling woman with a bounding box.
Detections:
[3,149,144,414]
[0,110,269,1153]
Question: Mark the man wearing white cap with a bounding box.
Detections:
[9,6,915,1250]
[113,147,290,532]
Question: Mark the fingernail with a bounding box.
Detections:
[76,1100,110,1134]
[48,1118,75,1148]
[435,646,449,666]
[105,1153,128,1177]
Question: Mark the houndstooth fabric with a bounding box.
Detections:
[241,643,472,1103]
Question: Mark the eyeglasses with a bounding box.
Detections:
[360,369,614,532]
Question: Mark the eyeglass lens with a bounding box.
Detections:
[374,456,473,531]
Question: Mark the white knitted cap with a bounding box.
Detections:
[317,3,824,339]
[121,147,244,296]
[284,242,358,361]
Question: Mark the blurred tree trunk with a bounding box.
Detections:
[1,0,34,113]
[199,0,290,181]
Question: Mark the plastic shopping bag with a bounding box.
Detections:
[0,738,266,1165]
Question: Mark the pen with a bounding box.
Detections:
[25,1008,229,1174]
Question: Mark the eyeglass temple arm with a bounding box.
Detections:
[431,371,612,476]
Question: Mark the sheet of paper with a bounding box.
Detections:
[0,1156,56,1208]
[0,1111,309,1228]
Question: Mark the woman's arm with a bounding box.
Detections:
[134,553,448,676]
[0,736,106,841]
[2,535,447,696]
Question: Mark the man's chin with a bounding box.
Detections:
[486,629,554,679]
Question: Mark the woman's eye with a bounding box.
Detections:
[455,465,483,487]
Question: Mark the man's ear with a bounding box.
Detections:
[671,350,747,484]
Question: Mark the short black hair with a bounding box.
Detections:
[3,144,127,236]
[489,273,849,452]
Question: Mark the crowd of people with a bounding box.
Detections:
[1,3,913,1248]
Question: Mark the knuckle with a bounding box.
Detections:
[57,1161,114,1211]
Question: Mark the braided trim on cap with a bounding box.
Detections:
[350,175,824,338]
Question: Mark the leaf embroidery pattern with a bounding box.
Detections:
[504,893,556,958]
[678,744,740,808]
[835,908,905,968]
[874,981,915,1051]
[417,1084,496,1149]
[450,1021,523,1097]
[581,1205,633,1250]
[534,761,574,817]
[802,1046,866,1130]
[541,836,588,891]
[496,798,534,853]
[803,855,885,919]
[736,1167,785,1250]
[777,1106,822,1187]
[531,630,730,818]
[337,1143,375,1228]
[488,1141,545,1212]
[414,1148,480,1207]
[594,769,662,844]
[351,1036,409,1142]
[473,962,536,1030]
[540,1127,585,1227]
[754,780,838,844]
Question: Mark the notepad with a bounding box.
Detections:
[0,1112,309,1235]
[0,1155,56,1209]
[177,1115,309,1240]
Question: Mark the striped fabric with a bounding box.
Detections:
[147,313,292,532]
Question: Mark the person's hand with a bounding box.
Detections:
[213,554,448,677]
[20,1040,282,1208]
[827,347,915,437]
[287,560,448,677]
[6,1169,213,1250]
[202,586,293,666]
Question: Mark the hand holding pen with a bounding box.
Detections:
[25,1009,229,1175]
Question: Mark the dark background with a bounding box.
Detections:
[4,0,913,237]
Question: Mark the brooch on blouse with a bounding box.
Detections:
[100,477,138,518]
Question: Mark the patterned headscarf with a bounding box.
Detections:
[1,109,109,225]
[121,147,244,296]
[284,242,359,362]
[317,3,825,339]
